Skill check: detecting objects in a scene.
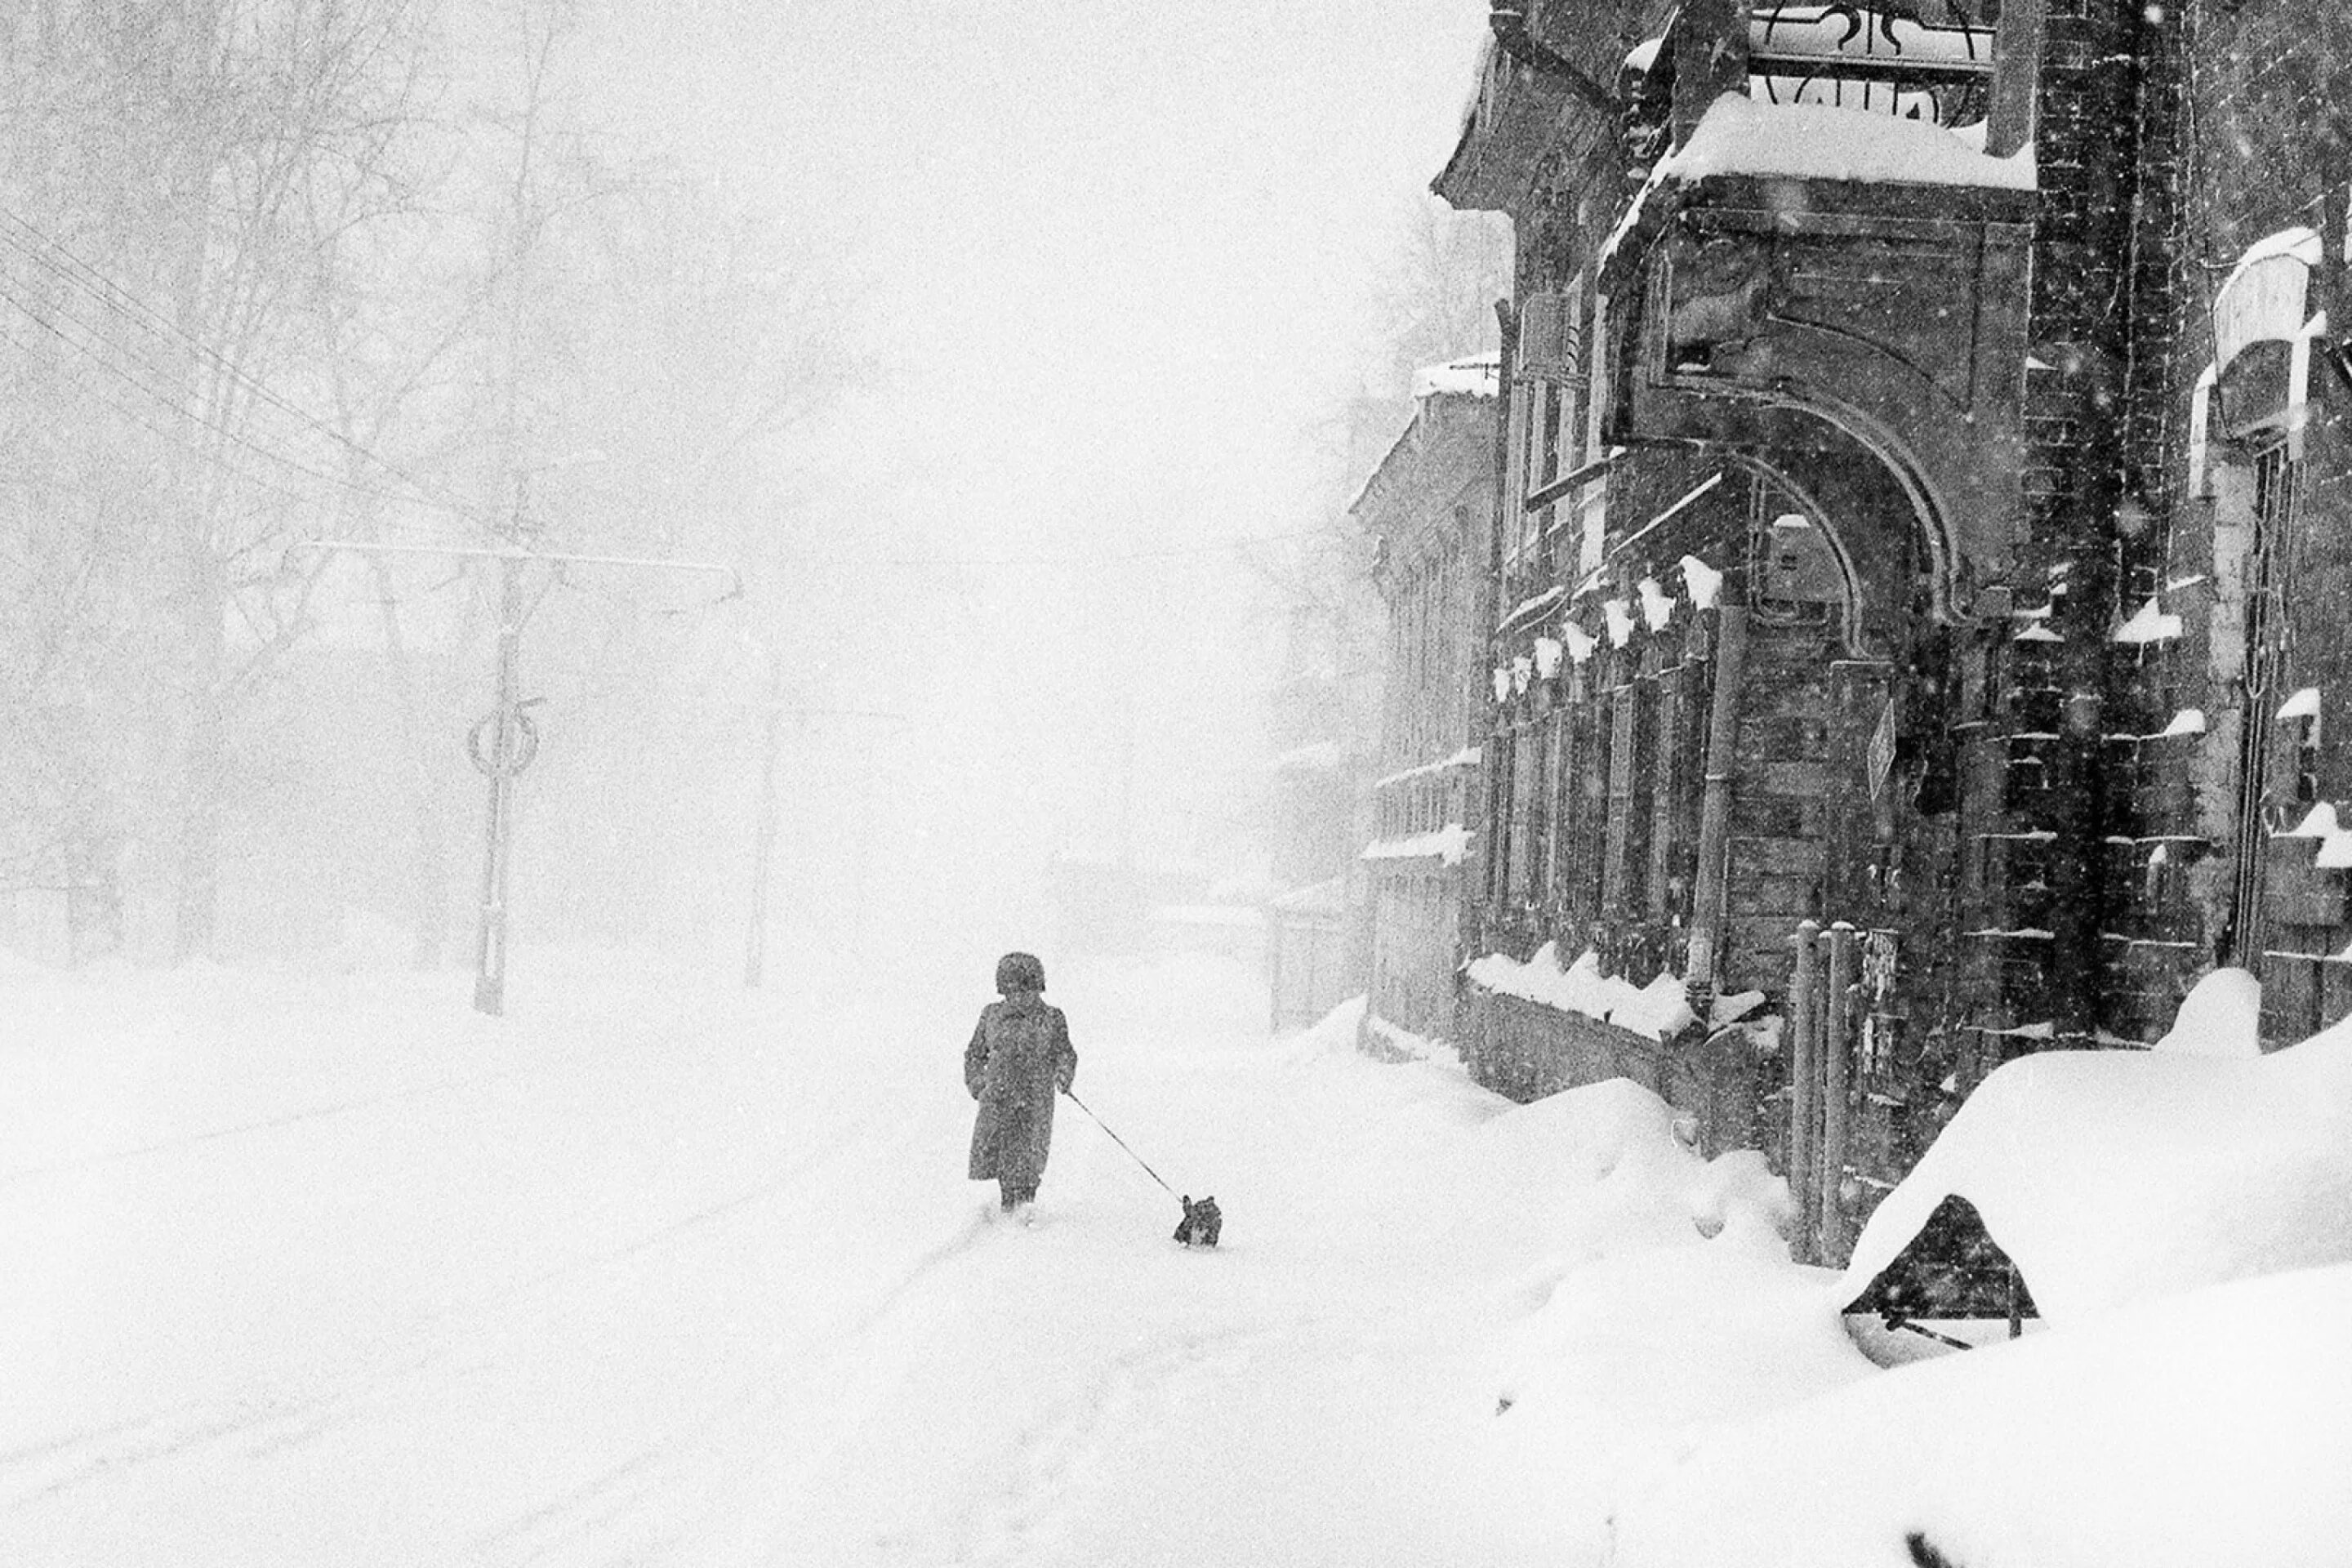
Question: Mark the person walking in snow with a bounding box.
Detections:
[965,951,1078,1214]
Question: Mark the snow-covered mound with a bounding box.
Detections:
[1611,1263,2352,1568]
[1838,1013,2352,1325]
[2150,965,2261,1057]
[1447,1080,1867,1556]
[1452,1077,1787,1262]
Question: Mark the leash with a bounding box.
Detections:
[1061,1087,1177,1196]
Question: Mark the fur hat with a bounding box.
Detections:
[995,951,1046,994]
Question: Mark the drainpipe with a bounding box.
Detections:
[1487,3,1619,119]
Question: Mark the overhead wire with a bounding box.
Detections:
[0,206,479,514]
[0,206,484,524]
[0,265,462,523]
[0,277,334,517]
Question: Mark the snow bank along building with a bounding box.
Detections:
[1430,0,2352,1263]
[1352,356,1497,1050]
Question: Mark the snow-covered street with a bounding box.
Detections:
[11,947,2352,1567]
[2,947,1787,1566]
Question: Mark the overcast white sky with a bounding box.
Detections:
[576,0,1496,922]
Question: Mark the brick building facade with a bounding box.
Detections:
[2120,6,2352,1046]
[1353,356,1496,1045]
[1425,0,2352,1264]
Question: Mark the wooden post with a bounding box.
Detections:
[472,550,525,1018]
[744,674,787,989]
[1788,916,1822,1259]
[1820,921,1857,1262]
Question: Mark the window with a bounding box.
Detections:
[1752,507,1842,626]
[1516,278,1590,564]
[2225,437,2300,966]
[2292,712,2322,807]
[1508,722,1542,906]
[2209,229,2323,465]
[1578,290,1610,577]
[1486,732,1513,906]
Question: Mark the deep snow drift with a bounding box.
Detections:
[1838,997,2352,1326]
[4,947,2349,1566]
[1612,1264,2352,1568]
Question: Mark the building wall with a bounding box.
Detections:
[1356,385,1494,1045]
[2119,5,2352,1045]
[1426,0,2352,1263]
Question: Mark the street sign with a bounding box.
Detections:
[467,708,541,778]
[1866,697,1896,801]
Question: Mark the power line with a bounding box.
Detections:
[0,207,482,523]
[765,525,1352,572]
[0,283,340,516]
[0,207,475,519]
[0,265,461,519]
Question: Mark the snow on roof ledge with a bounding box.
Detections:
[1372,746,1480,790]
[1665,92,2036,192]
[1836,1000,2352,1325]
[1267,739,1342,774]
[1361,823,1472,866]
[1268,882,1343,918]
[2113,595,2185,644]
[2223,225,2323,296]
[2281,801,2341,840]
[1677,555,1723,610]
[1466,942,1695,1042]
[1412,353,1500,401]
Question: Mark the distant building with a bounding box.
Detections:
[1352,354,1496,1047]
[1431,0,2352,1264]
[1263,571,1383,1030]
[1267,875,1353,1031]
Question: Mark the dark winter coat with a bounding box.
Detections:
[965,996,1077,1187]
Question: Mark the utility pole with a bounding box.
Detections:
[742,657,790,989]
[474,548,528,1013]
[288,536,738,1017]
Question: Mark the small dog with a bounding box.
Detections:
[1173,1194,1222,1248]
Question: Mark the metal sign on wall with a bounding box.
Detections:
[1866,697,1896,802]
